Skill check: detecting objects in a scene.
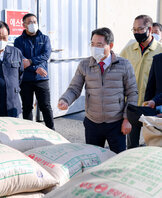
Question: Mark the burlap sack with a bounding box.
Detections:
[0,144,57,197]
[139,115,162,146]
[45,146,162,198]
[25,143,115,187]
[0,117,69,152]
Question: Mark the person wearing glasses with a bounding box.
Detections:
[120,15,162,149]
[14,13,54,130]
[58,27,138,154]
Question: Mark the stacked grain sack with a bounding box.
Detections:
[25,143,115,189]
[0,117,69,197]
[0,117,69,152]
[44,146,162,198]
[0,117,115,197]
[0,144,57,197]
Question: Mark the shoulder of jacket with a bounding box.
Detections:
[116,55,130,65]
[150,39,162,50]
[15,35,23,41]
[122,41,137,51]
[79,57,92,65]
[38,31,49,39]
[37,34,50,43]
[114,56,133,74]
[6,45,22,56]
[13,46,22,54]
[76,57,94,73]
[6,45,16,51]
[153,52,162,60]
[157,42,162,49]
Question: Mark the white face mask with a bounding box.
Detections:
[0,40,7,50]
[152,33,161,41]
[91,47,105,63]
[27,23,39,34]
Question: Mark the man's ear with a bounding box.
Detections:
[148,26,152,34]
[109,42,114,50]
[22,22,26,28]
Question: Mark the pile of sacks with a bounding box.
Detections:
[0,117,162,198]
[0,117,115,197]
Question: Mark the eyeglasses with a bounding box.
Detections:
[90,43,107,48]
[131,27,148,33]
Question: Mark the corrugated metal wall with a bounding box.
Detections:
[0,0,96,117]
[0,0,37,19]
[39,0,96,117]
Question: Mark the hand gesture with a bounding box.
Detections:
[58,99,68,110]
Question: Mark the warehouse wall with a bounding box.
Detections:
[97,0,161,53]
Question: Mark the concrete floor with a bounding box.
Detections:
[36,109,144,147]
[54,111,86,143]
[53,110,145,146]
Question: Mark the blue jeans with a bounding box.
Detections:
[83,117,126,154]
[20,80,54,130]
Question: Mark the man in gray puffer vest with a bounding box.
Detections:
[58,27,138,154]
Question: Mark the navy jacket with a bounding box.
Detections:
[14,30,51,82]
[153,93,162,106]
[2,45,24,117]
[144,53,162,101]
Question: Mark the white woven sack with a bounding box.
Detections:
[45,146,162,198]
[139,115,162,146]
[0,117,69,152]
[25,143,115,187]
[0,144,57,197]
[5,192,44,198]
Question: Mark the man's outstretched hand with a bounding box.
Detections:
[58,99,68,110]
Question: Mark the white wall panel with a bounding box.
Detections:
[39,0,96,117]
[98,0,160,53]
[0,0,37,21]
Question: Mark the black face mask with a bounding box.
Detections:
[134,30,149,43]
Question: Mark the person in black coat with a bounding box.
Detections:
[144,53,162,101]
[0,21,24,117]
[143,93,162,117]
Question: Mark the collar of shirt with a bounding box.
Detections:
[139,36,154,55]
[0,51,4,61]
[103,53,112,70]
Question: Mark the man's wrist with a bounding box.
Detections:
[59,98,69,105]
[29,59,32,65]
